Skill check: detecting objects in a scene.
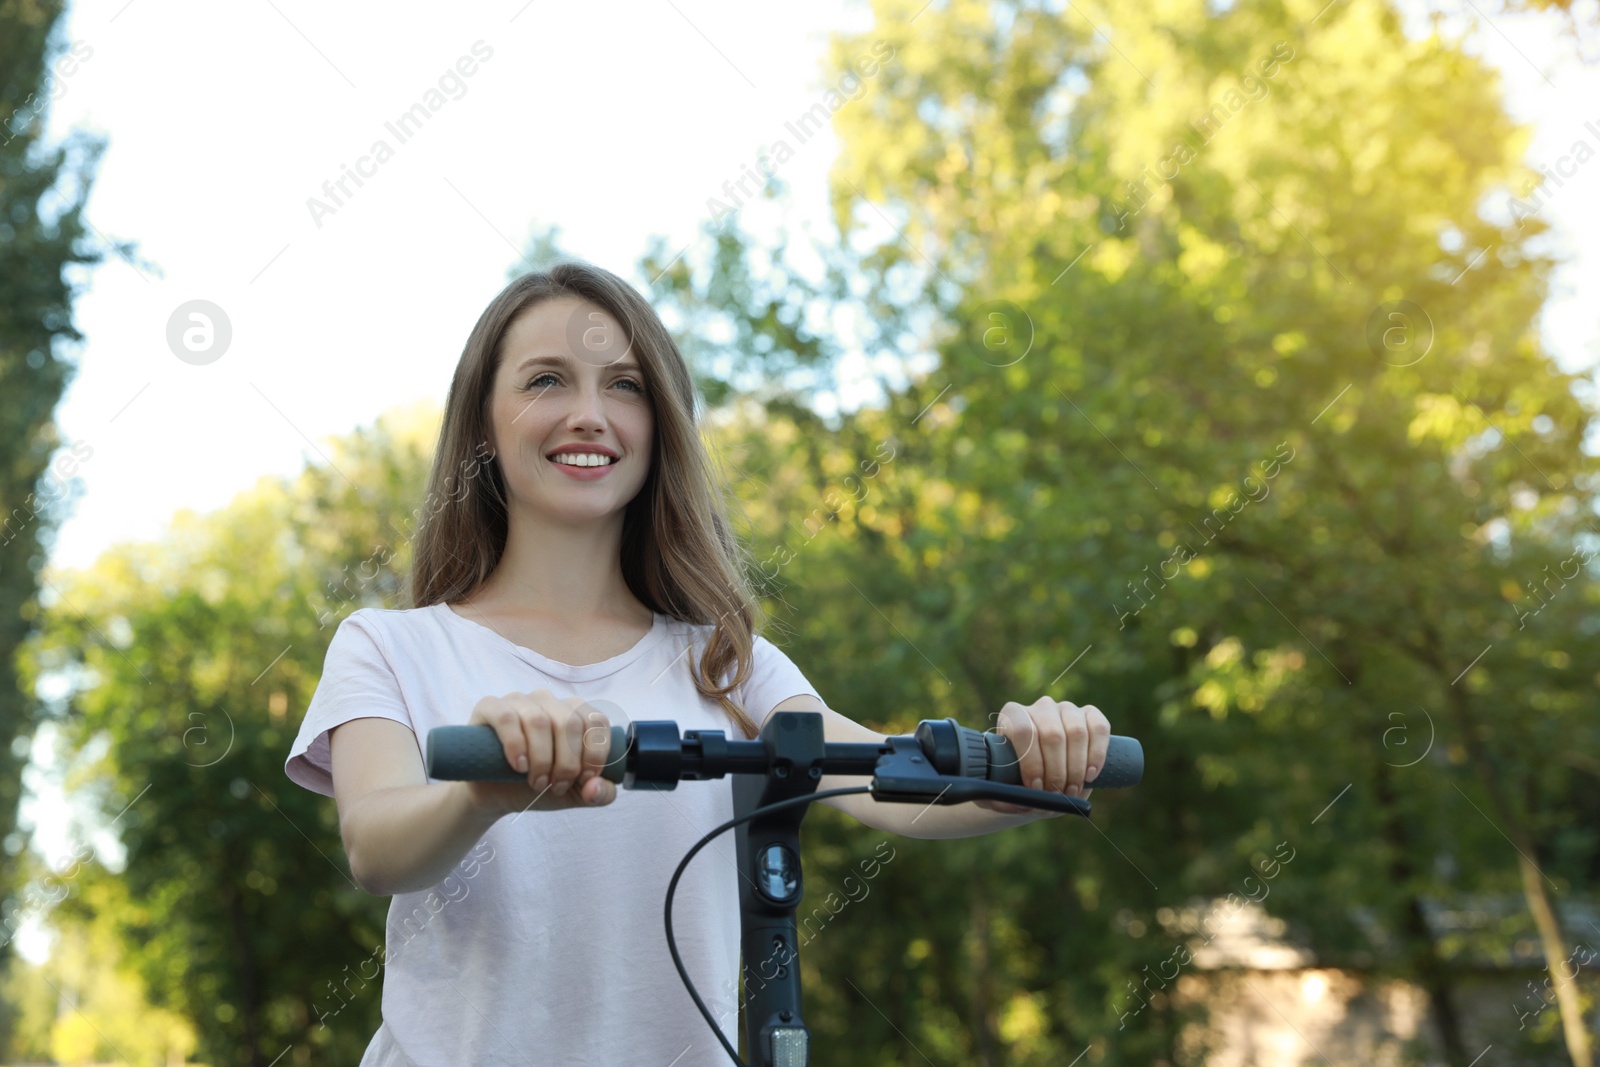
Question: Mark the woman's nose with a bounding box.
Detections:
[563,385,607,428]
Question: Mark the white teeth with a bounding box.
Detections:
[552,453,614,467]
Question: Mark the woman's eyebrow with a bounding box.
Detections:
[513,353,643,373]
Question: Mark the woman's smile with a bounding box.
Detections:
[548,453,618,480]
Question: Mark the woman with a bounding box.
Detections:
[284,261,1113,1065]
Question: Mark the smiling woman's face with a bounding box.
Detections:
[487,294,654,525]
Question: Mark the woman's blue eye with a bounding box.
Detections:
[526,373,644,393]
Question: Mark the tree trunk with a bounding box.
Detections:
[1439,680,1590,1067]
[1510,837,1591,1067]
[1375,762,1471,1066]
[226,879,263,1067]
[1403,611,1593,1067]
[969,889,1000,1067]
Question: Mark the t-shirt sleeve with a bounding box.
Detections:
[737,633,824,731]
[284,610,416,799]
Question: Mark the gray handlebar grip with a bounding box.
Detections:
[982,730,1143,789]
[426,724,629,784]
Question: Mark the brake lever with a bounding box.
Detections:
[873,776,1092,816]
[867,736,1093,817]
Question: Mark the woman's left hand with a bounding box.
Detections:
[974,697,1112,816]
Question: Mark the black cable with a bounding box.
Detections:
[664,785,875,1067]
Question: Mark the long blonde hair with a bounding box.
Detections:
[410,262,765,738]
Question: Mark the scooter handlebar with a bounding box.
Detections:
[425,719,1142,790]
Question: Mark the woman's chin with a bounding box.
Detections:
[529,498,629,525]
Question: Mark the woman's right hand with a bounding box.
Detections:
[464,690,618,816]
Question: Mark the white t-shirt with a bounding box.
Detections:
[284,602,823,1067]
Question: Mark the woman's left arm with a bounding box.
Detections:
[771,694,1112,841]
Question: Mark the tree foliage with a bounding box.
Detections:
[19,408,440,1066]
[13,2,1600,1064]
[657,0,1600,1062]
[0,0,111,1054]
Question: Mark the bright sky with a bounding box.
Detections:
[15,0,1599,964]
[35,0,879,580]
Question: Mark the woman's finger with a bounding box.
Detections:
[511,692,554,793]
[1084,704,1111,786]
[542,696,584,796]
[1027,696,1065,794]
[477,697,529,778]
[577,707,613,802]
[1060,701,1089,796]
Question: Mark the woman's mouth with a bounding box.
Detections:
[548,453,617,479]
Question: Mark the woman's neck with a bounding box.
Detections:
[465,508,647,624]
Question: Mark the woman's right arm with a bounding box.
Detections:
[330,692,617,896]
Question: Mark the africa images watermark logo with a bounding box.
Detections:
[705,40,896,224]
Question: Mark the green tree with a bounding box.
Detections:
[24,406,442,1065]
[650,0,1599,1062]
[6,868,198,1067]
[0,0,113,1050]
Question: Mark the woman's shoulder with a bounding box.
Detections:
[341,603,438,623]
[329,603,443,641]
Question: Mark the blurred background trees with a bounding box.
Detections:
[0,0,110,1056]
[5,0,1598,1064]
